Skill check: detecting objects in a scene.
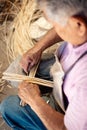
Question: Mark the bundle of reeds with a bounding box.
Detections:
[6,0,42,61]
[6,0,58,62]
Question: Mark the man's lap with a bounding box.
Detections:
[0,95,47,130]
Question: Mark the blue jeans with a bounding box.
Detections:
[0,56,55,130]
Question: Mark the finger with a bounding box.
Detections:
[27,61,35,73]
[20,56,31,72]
[20,100,26,106]
[21,60,32,73]
[27,63,31,74]
[18,94,24,102]
[20,62,28,73]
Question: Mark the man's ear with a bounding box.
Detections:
[69,17,87,37]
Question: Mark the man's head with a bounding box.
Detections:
[36,0,87,46]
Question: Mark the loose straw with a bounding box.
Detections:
[6,0,42,62]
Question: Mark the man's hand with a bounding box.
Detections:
[18,81,41,106]
[18,81,66,130]
[20,28,62,73]
[20,47,42,73]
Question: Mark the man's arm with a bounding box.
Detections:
[31,95,66,130]
[33,27,62,52]
[18,82,66,130]
[20,28,62,73]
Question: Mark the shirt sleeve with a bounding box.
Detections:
[55,42,67,60]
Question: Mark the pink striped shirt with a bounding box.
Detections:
[59,42,87,130]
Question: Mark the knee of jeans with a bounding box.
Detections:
[0,95,20,116]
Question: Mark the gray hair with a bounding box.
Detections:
[36,0,87,26]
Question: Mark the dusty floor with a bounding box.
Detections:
[0,30,18,130]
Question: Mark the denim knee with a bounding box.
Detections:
[0,95,20,117]
[0,96,47,130]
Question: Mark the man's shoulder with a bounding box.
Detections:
[57,42,68,59]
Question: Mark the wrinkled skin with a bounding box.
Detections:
[20,47,42,73]
[18,81,41,106]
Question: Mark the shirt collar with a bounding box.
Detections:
[68,42,87,55]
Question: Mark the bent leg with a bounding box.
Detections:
[37,56,55,80]
[0,95,47,130]
[36,56,55,94]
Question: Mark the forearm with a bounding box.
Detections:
[33,28,62,52]
[18,82,66,129]
[29,96,66,130]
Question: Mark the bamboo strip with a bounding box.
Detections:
[2,76,53,88]
[28,62,40,77]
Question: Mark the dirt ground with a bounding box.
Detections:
[0,30,18,130]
